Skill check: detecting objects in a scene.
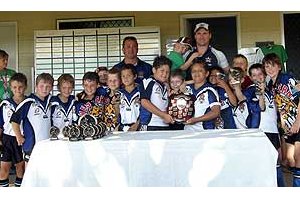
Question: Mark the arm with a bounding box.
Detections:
[180,52,199,71]
[217,79,237,107]
[232,84,246,102]
[141,99,174,124]
[186,105,220,124]
[290,100,300,134]
[11,122,24,146]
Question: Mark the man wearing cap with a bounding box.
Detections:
[113,36,152,84]
[182,22,230,80]
[167,36,193,72]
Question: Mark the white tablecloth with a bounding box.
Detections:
[21,129,278,187]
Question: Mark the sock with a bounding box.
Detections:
[276,164,285,187]
[0,178,9,187]
[293,167,300,187]
[14,177,23,187]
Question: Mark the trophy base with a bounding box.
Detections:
[69,137,79,141]
[50,137,59,141]
[84,137,93,141]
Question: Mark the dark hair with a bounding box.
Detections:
[95,66,108,73]
[36,73,54,86]
[233,54,248,64]
[108,67,121,79]
[0,49,9,59]
[120,64,137,76]
[122,36,138,48]
[209,65,224,74]
[57,74,75,91]
[248,63,266,76]
[153,55,172,70]
[262,53,281,67]
[82,72,99,84]
[10,72,27,87]
[170,69,184,80]
[190,59,208,72]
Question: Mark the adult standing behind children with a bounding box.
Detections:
[182,23,229,80]
[0,49,16,101]
[113,36,152,84]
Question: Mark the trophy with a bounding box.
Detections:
[229,68,244,85]
[168,93,195,123]
[216,72,226,80]
[254,80,265,96]
[49,126,60,140]
[68,124,83,141]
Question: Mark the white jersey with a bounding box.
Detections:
[119,86,140,125]
[0,99,24,136]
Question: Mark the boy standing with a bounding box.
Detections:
[0,73,27,187]
[10,73,54,163]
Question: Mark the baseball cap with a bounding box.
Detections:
[194,22,210,33]
[176,36,192,49]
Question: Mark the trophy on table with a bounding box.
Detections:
[49,126,60,140]
[167,93,195,123]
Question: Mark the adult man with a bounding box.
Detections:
[182,23,229,80]
[0,49,16,102]
[113,36,152,84]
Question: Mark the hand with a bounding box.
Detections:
[216,79,228,90]
[16,135,25,146]
[162,113,175,124]
[185,117,199,125]
[129,123,139,131]
[289,121,300,135]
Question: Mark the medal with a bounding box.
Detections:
[43,115,48,118]
[126,107,131,111]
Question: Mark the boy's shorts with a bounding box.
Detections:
[265,132,281,150]
[284,132,300,145]
[0,134,23,164]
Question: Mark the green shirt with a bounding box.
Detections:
[167,51,185,71]
[0,68,16,101]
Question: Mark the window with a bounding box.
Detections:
[34,27,161,95]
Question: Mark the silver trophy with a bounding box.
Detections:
[49,126,60,140]
[229,68,244,85]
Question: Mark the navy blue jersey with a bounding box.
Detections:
[10,94,52,153]
[0,98,20,136]
[118,85,140,129]
[185,46,228,80]
[214,86,236,129]
[113,58,152,84]
[51,95,76,131]
[233,85,260,129]
[184,82,220,130]
[139,77,168,127]
[268,72,300,134]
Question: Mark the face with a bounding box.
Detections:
[170,76,183,91]
[233,57,248,72]
[264,62,281,81]
[83,79,98,98]
[209,69,222,85]
[36,80,53,99]
[0,57,8,71]
[194,28,211,47]
[153,64,170,83]
[191,63,209,84]
[174,43,189,54]
[107,73,121,91]
[98,70,108,85]
[122,39,138,60]
[121,69,136,87]
[249,68,265,83]
[10,80,26,98]
[59,81,74,99]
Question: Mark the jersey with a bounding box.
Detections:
[118,86,140,127]
[268,72,300,134]
[214,86,236,129]
[139,77,169,127]
[233,85,261,129]
[51,95,76,131]
[0,98,23,136]
[113,58,152,84]
[185,46,228,80]
[0,68,16,101]
[167,51,185,71]
[184,82,220,131]
[10,94,52,153]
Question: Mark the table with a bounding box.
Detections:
[21,129,278,187]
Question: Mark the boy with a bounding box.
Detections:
[208,66,237,129]
[139,55,174,131]
[0,73,27,187]
[10,73,54,163]
[51,74,75,138]
[248,63,285,187]
[104,68,121,132]
[184,59,220,131]
[95,66,108,87]
[263,53,300,187]
[232,54,253,90]
[0,49,16,102]
[118,64,140,132]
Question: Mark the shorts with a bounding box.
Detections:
[283,132,300,145]
[265,132,281,150]
[145,126,170,131]
[0,134,23,164]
